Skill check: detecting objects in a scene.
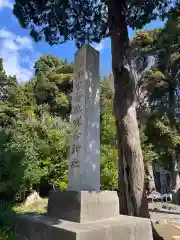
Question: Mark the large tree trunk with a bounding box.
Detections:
[137,80,156,194]
[169,80,180,190]
[108,0,149,218]
[145,163,156,193]
[171,155,180,190]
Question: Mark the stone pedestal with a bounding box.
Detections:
[16,213,153,240]
[15,190,153,240]
[47,190,119,222]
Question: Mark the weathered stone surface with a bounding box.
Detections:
[48,190,119,222]
[16,213,153,240]
[68,45,100,192]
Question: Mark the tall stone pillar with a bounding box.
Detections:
[68,45,100,191]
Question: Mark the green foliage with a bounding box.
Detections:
[0,53,120,203]
[0,201,15,240]
[132,28,161,54]
[0,58,18,103]
[0,110,70,200]
[133,31,154,48]
[0,128,25,199]
[13,198,48,214]
[140,128,157,164]
[0,56,71,202]
[13,0,174,47]
[33,56,73,117]
[101,145,118,190]
[34,54,64,76]
[100,80,118,190]
[134,6,180,171]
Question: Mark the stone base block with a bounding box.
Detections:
[48,190,119,222]
[16,213,153,240]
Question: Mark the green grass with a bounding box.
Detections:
[13,198,48,214]
[0,230,16,240]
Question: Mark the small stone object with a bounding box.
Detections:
[155,220,168,225]
[24,191,40,206]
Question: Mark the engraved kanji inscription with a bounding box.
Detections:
[73,116,82,127]
[75,79,83,91]
[77,69,84,79]
[72,104,83,114]
[71,159,80,168]
[75,91,83,102]
[73,130,82,141]
[71,144,81,156]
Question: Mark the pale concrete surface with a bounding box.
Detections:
[48,190,119,222]
[68,45,100,192]
[16,213,153,240]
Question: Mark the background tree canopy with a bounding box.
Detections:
[0,54,118,203]
[13,0,172,46]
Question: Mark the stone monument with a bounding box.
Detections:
[15,45,153,240]
[68,45,100,192]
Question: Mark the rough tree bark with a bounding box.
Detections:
[169,81,180,191]
[145,163,156,193]
[136,63,156,194]
[108,0,149,218]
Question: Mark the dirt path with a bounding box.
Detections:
[149,203,180,239]
[154,223,180,240]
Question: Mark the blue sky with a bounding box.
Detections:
[0,0,165,83]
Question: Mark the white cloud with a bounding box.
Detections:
[93,41,104,51]
[0,0,13,10]
[0,28,36,82]
[15,36,33,50]
[2,53,33,82]
[0,28,13,38]
[92,38,110,52]
[0,29,33,51]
